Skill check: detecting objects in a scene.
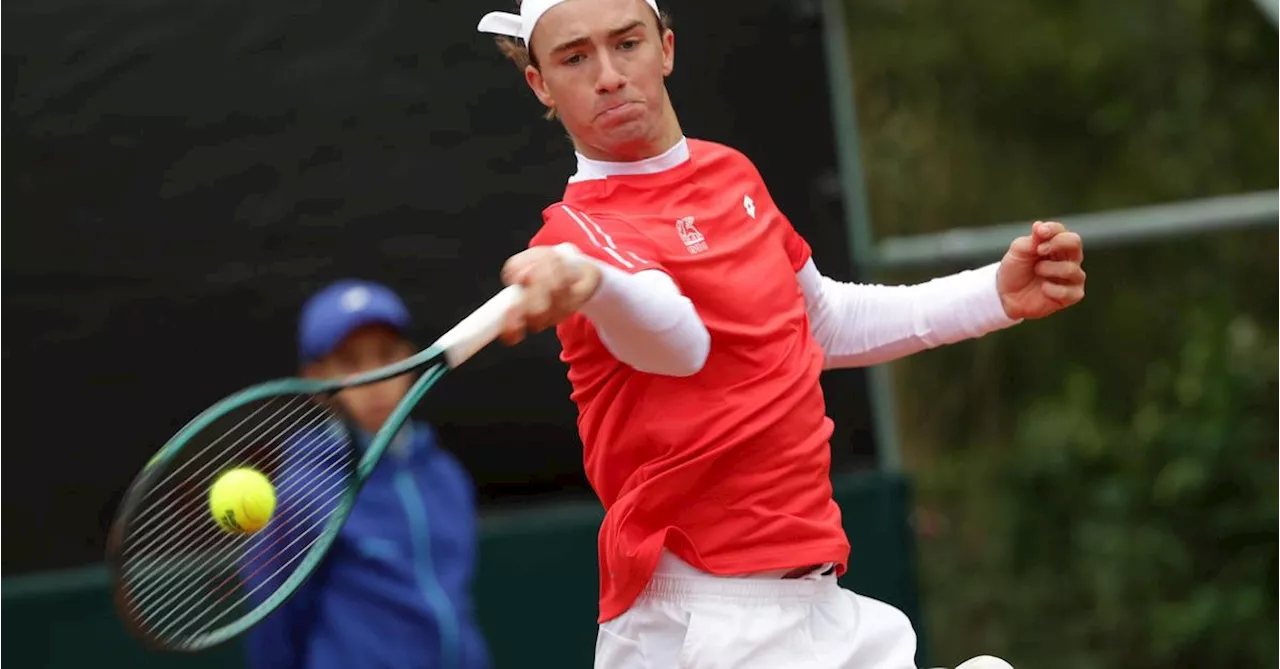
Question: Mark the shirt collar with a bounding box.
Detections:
[568,137,690,184]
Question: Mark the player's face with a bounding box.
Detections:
[310,325,413,434]
[525,0,676,161]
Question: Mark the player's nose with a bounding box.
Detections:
[595,56,627,94]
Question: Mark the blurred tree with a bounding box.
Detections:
[838,0,1278,666]
[916,297,1277,669]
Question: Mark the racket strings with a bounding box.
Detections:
[157,475,350,643]
[122,414,344,610]
[128,394,316,545]
[125,414,350,619]
[148,465,353,643]
[138,437,353,632]
[117,393,360,647]
[127,412,352,643]
[123,397,343,588]
[125,422,347,609]
[125,398,340,576]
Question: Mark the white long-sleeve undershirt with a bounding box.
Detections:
[795,258,1020,369]
[577,259,710,377]
[575,256,1020,376]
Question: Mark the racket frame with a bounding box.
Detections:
[107,278,530,652]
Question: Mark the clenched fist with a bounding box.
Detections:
[997,221,1086,320]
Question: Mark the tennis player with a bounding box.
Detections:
[243,280,490,669]
[478,1,1086,667]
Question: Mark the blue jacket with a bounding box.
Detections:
[244,421,489,669]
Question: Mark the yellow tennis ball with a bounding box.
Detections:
[208,468,276,535]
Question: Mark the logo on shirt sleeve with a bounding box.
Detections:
[743,194,756,219]
[676,217,708,254]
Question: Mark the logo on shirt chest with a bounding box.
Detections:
[676,217,708,254]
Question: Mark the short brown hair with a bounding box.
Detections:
[492,0,672,120]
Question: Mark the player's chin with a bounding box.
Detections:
[592,118,655,155]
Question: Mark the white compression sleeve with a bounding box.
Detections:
[577,259,710,377]
[797,258,1020,369]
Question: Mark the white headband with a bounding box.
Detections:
[477,0,661,47]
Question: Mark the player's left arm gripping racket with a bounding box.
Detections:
[106,246,576,652]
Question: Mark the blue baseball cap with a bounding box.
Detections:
[298,280,412,364]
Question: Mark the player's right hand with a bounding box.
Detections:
[499,244,602,345]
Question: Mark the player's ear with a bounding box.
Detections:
[661,29,675,76]
[525,65,556,112]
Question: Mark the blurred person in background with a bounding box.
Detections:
[245,279,489,669]
[478,0,1086,668]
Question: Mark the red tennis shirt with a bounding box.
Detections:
[529,139,849,623]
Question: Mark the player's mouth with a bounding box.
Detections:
[596,100,640,121]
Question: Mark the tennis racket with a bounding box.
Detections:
[106,245,575,652]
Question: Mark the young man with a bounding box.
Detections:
[477,1,1086,668]
[244,280,490,669]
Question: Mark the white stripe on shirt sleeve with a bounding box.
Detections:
[797,258,1020,369]
[559,205,653,270]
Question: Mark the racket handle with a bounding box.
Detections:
[434,243,584,367]
[434,284,523,368]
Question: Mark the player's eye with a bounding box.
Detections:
[562,53,586,66]
[618,38,640,51]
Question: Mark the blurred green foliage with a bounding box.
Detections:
[913,298,1277,668]
[841,0,1278,667]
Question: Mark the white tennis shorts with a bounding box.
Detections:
[595,552,917,669]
